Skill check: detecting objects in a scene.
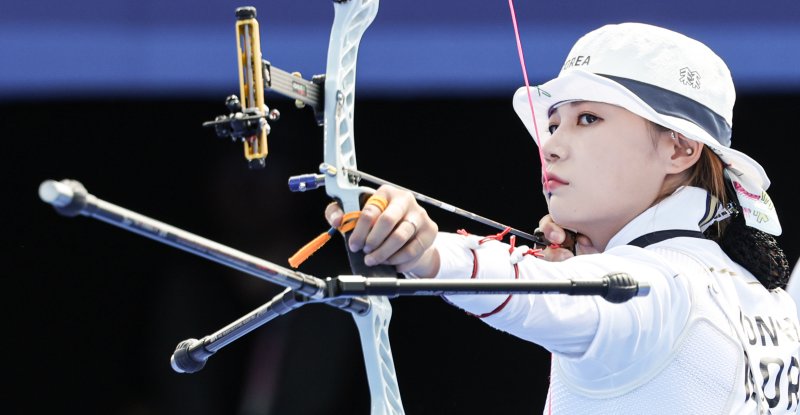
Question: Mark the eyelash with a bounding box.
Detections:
[547,113,600,134]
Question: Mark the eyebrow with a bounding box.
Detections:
[548,101,586,117]
[547,101,587,117]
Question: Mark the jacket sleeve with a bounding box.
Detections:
[433,232,692,370]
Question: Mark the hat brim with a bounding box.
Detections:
[513,69,771,191]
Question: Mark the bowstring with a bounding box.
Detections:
[507,0,552,196]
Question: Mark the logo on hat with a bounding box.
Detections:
[562,55,591,71]
[679,67,701,89]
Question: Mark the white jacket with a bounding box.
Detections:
[434,186,799,414]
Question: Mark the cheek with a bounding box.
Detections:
[577,154,626,189]
[594,140,662,183]
[559,145,661,210]
[601,162,666,213]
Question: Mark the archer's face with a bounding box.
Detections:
[542,101,669,247]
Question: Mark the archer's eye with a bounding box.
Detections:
[548,124,558,134]
[578,113,599,125]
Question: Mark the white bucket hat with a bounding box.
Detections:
[513,22,781,235]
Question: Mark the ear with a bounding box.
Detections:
[664,132,702,174]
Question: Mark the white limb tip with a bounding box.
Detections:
[38,180,74,207]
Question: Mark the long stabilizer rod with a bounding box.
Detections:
[38,178,647,304]
[39,178,649,373]
[37,179,368,310]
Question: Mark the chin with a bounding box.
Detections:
[548,210,576,232]
[547,204,584,234]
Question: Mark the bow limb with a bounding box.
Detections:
[323,1,396,279]
[324,1,404,414]
[324,0,378,214]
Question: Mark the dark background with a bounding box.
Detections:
[4,1,800,414]
[6,94,799,415]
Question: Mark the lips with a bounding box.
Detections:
[543,173,568,190]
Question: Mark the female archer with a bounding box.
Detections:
[326,22,797,413]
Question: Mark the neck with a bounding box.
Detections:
[580,228,614,253]
[571,208,648,253]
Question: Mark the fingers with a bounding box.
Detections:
[537,214,597,260]
[541,246,574,262]
[325,201,344,228]
[538,214,566,244]
[338,185,437,270]
[378,210,438,267]
[537,215,573,261]
[348,189,405,253]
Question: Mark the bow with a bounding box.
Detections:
[316,2,404,414]
[204,4,561,409]
[207,2,404,413]
[203,4,559,412]
[205,3,550,412]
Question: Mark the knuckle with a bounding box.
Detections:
[427,217,438,234]
[385,231,407,248]
[400,191,417,205]
[375,212,399,229]
[370,250,389,264]
[360,207,381,223]
[387,247,413,266]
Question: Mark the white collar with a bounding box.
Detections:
[606,186,710,250]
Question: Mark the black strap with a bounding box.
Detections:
[627,230,706,248]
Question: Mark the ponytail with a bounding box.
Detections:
[714,210,790,290]
[648,120,790,290]
[689,147,790,290]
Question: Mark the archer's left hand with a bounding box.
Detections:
[325,185,440,277]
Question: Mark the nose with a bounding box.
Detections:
[541,134,564,164]
[544,151,560,164]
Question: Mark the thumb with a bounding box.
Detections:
[325,202,344,227]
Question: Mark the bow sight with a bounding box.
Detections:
[203,6,324,169]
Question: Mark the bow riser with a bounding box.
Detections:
[324,2,404,414]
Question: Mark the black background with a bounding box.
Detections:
[5,92,798,414]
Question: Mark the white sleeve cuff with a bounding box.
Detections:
[433,233,517,315]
